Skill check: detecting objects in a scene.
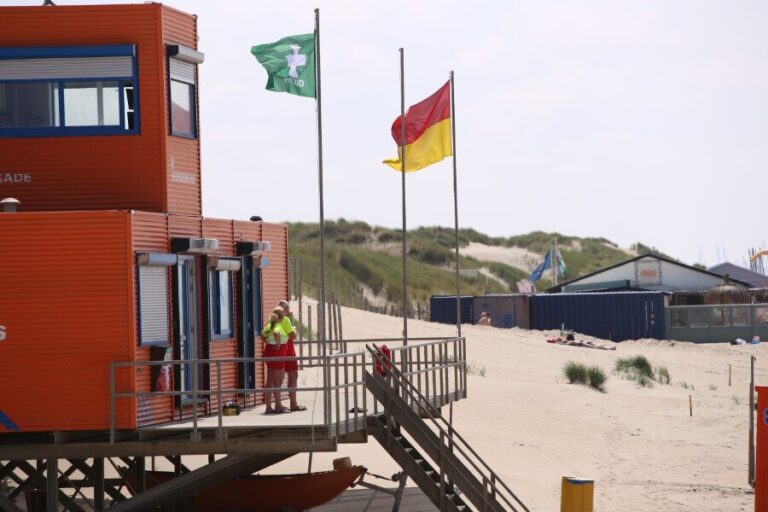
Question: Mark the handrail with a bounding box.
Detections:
[108,337,468,447]
[297,336,464,344]
[109,352,367,443]
[367,343,528,512]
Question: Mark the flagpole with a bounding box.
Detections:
[399,47,408,353]
[450,71,461,339]
[314,7,330,432]
[552,239,557,286]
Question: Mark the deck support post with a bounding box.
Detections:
[45,458,57,512]
[93,458,105,510]
[135,457,145,494]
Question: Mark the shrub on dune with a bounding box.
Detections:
[587,366,607,391]
[616,355,669,387]
[564,362,607,391]
[564,361,588,384]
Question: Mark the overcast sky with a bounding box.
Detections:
[14,0,768,266]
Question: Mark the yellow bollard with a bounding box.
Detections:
[561,476,594,512]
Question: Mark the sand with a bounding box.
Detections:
[269,302,762,511]
[460,242,539,272]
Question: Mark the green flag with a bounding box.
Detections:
[251,33,316,98]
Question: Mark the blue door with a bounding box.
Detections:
[239,258,262,390]
[176,257,198,399]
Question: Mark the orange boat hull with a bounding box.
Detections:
[133,466,365,512]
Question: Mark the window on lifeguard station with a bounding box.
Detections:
[0,45,137,136]
[138,264,171,346]
[168,57,198,139]
[208,268,233,338]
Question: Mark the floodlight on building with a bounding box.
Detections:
[0,198,20,213]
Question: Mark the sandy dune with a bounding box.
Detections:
[460,242,539,272]
[270,302,761,511]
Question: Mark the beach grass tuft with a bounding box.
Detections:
[616,355,668,388]
[587,366,608,391]
[655,366,671,385]
[564,362,607,391]
[564,361,589,384]
[466,363,487,378]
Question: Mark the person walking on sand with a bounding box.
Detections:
[278,299,307,411]
[261,307,290,414]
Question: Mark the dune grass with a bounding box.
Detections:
[288,220,670,305]
[564,362,607,391]
[587,366,608,391]
[564,361,589,384]
[615,356,670,387]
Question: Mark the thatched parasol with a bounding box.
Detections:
[703,274,750,305]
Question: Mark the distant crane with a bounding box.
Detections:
[749,248,767,274]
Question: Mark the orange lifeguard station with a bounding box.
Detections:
[0,3,289,434]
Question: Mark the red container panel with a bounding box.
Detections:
[0,4,202,216]
[0,211,136,432]
[0,212,287,432]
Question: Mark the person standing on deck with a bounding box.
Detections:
[260,307,290,414]
[278,300,306,411]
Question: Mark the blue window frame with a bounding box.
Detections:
[0,44,139,137]
[209,268,233,339]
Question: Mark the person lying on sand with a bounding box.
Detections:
[546,337,616,351]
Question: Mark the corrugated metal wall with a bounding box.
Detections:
[429,296,474,325]
[0,211,136,432]
[162,5,202,216]
[530,292,666,341]
[233,220,264,405]
[0,5,174,213]
[260,223,289,325]
[131,212,174,427]
[202,218,237,413]
[130,215,285,428]
[472,295,530,329]
[133,212,288,425]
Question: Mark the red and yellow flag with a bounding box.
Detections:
[383,81,452,172]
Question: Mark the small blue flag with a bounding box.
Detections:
[529,250,552,282]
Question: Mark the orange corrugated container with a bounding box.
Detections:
[0,211,287,432]
[0,3,290,433]
[0,4,202,216]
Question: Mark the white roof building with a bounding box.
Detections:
[548,254,752,293]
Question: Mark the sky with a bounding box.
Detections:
[12,0,768,266]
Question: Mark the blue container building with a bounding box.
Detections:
[430,295,474,325]
[530,291,666,341]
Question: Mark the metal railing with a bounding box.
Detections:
[294,336,465,369]
[368,343,528,512]
[108,337,466,444]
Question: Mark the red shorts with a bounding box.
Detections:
[264,343,287,370]
[284,340,298,373]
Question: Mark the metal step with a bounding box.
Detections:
[368,417,469,512]
[366,371,520,512]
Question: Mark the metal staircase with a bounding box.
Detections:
[365,344,530,512]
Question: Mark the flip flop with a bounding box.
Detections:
[275,408,292,414]
[264,409,277,415]
[290,405,308,412]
